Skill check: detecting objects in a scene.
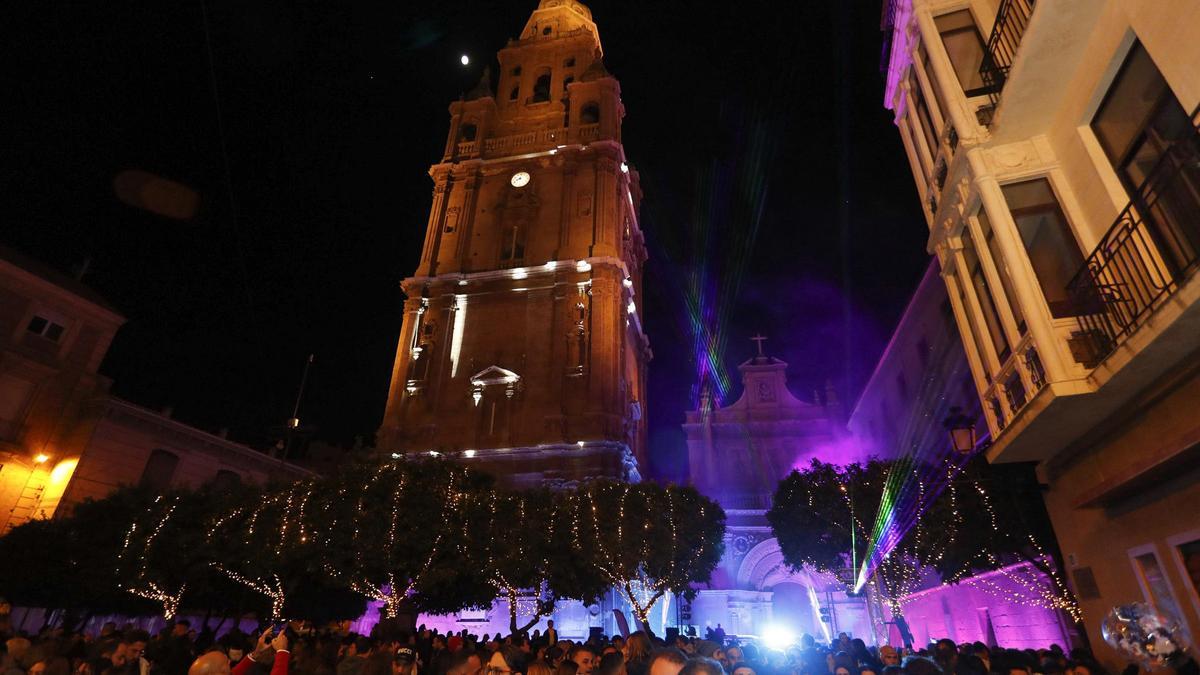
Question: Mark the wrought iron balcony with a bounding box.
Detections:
[1067,105,1200,367]
[978,0,1036,110]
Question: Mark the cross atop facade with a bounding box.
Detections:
[750,334,768,357]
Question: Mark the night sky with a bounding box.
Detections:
[3,1,928,480]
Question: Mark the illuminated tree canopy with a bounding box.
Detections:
[0,460,726,626]
[767,458,1080,620]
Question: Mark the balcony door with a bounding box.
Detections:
[1092,41,1200,276]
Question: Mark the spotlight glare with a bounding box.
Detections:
[761,624,797,651]
[460,55,470,66]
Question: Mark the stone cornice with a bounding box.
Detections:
[101,398,313,478]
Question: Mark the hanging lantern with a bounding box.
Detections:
[943,407,977,454]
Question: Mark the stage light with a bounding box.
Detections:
[761,624,796,650]
[460,55,470,66]
[33,453,50,464]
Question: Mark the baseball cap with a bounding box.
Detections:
[396,648,416,664]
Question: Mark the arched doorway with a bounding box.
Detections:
[771,582,815,638]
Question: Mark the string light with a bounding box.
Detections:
[118,495,188,619]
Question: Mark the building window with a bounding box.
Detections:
[510,66,522,77]
[976,208,1026,334]
[962,228,1012,362]
[27,315,66,342]
[1131,548,1186,630]
[563,76,574,91]
[934,10,989,97]
[907,70,940,163]
[1091,40,1200,273]
[0,374,35,440]
[1173,536,1200,607]
[581,103,600,125]
[531,70,552,103]
[564,57,575,68]
[460,123,477,142]
[139,449,179,491]
[501,225,525,262]
[1001,178,1086,318]
[541,26,552,36]
[509,86,520,102]
[950,269,993,381]
[919,44,950,133]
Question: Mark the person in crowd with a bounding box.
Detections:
[565,646,597,675]
[728,663,754,675]
[526,660,553,675]
[647,650,687,675]
[485,647,524,675]
[721,647,742,670]
[388,647,418,675]
[338,637,376,675]
[901,655,941,675]
[878,647,900,669]
[595,655,624,675]
[678,657,723,675]
[621,634,650,675]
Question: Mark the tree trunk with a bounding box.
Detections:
[507,588,519,634]
[517,595,556,634]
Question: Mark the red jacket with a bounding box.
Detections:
[233,650,290,675]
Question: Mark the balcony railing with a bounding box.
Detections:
[1067,105,1200,366]
[981,333,1045,433]
[978,0,1036,110]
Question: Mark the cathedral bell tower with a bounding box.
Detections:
[379,0,650,486]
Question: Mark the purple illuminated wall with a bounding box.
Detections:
[891,563,1070,649]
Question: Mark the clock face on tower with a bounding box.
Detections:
[510,171,531,188]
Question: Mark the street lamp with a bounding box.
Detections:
[943,407,977,454]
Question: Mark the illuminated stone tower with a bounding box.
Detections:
[379,0,649,487]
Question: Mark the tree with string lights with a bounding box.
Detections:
[0,487,152,622]
[116,489,223,619]
[459,487,577,634]
[917,458,1082,624]
[768,458,1081,623]
[315,460,477,620]
[566,481,725,627]
[206,479,329,621]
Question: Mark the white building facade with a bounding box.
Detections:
[881,0,1200,663]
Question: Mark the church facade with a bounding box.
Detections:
[682,349,880,642]
[377,0,650,488]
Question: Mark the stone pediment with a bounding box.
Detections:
[717,356,816,418]
[469,365,521,386]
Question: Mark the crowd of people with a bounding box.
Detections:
[0,617,1159,675]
